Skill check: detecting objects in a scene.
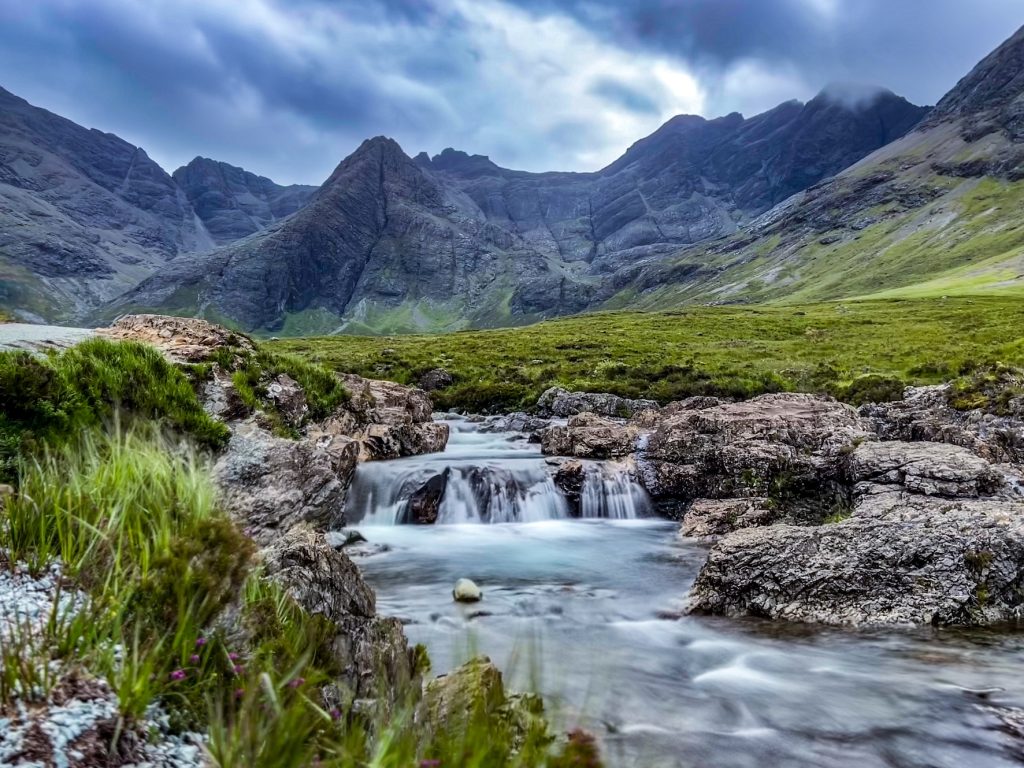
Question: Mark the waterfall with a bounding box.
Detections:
[346,417,651,525]
[580,466,653,519]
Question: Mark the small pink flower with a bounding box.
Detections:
[228,652,240,661]
[195,637,208,647]
[420,760,441,768]
[330,708,342,721]
[170,669,187,681]
[233,664,245,675]
[287,677,306,689]
[234,688,245,699]
[189,654,200,664]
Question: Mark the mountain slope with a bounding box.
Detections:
[0,86,213,321]
[613,25,1024,310]
[113,87,925,333]
[173,158,316,243]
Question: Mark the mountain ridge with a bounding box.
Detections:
[105,84,927,333]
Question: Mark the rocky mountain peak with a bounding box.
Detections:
[924,24,1024,141]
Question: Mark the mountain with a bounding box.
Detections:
[111,137,583,334]
[0,89,315,323]
[173,158,316,244]
[0,86,213,321]
[610,25,1024,310]
[109,86,926,333]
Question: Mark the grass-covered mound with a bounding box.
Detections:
[0,338,230,482]
[270,295,1024,413]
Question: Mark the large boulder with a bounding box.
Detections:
[851,440,1008,499]
[100,314,255,362]
[400,469,450,524]
[536,386,658,419]
[261,524,416,705]
[639,393,869,521]
[420,657,547,753]
[324,373,449,460]
[688,498,1024,626]
[214,421,359,539]
[540,413,640,458]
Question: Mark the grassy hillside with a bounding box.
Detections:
[270,295,1024,412]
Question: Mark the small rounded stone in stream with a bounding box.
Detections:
[453,578,482,602]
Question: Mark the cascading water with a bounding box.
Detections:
[346,416,651,525]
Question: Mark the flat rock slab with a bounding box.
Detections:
[0,323,95,352]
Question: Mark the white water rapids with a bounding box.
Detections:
[347,416,650,525]
[344,418,1024,767]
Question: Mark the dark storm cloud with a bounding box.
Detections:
[589,78,661,116]
[0,0,1020,184]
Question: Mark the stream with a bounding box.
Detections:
[346,417,1024,767]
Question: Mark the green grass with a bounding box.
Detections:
[0,339,230,483]
[269,295,1024,413]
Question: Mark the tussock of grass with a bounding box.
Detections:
[271,296,1024,413]
[208,345,349,435]
[0,339,229,482]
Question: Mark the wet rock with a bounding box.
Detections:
[680,498,776,538]
[453,578,482,603]
[401,469,450,524]
[214,421,358,541]
[541,413,640,459]
[689,496,1024,626]
[100,313,255,362]
[261,524,416,705]
[851,440,1008,499]
[551,459,587,515]
[536,386,658,419]
[482,411,553,436]
[419,367,454,391]
[640,393,869,521]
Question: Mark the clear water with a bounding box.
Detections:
[348,420,1024,767]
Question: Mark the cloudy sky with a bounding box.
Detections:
[1,0,1021,184]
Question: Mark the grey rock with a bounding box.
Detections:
[688,497,1024,626]
[859,384,1024,464]
[850,440,1008,499]
[213,421,357,540]
[266,373,309,427]
[639,393,869,521]
[536,386,659,419]
[540,413,640,459]
[680,497,776,539]
[418,367,454,391]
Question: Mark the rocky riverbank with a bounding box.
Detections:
[532,383,1024,627]
[0,315,563,765]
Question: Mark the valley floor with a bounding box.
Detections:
[270,294,1024,413]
